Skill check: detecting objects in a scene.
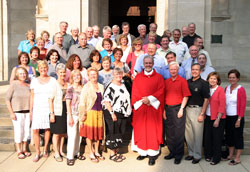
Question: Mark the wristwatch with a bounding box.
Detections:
[49,112,54,115]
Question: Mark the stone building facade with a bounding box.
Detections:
[0,0,249,82]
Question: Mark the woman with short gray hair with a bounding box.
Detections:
[49,63,68,162]
[102,67,132,162]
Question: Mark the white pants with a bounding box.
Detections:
[12,113,30,143]
[67,115,81,159]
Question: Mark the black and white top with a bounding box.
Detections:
[102,82,132,117]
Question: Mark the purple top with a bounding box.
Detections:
[91,92,102,111]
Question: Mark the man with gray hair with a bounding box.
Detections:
[85,27,95,46]
[163,61,191,164]
[53,21,74,53]
[137,24,148,45]
[183,23,200,48]
[91,25,102,47]
[71,26,79,44]
[111,25,120,41]
[68,32,95,68]
[96,26,117,51]
[132,55,165,166]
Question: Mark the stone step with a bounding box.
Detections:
[242,141,250,155]
[0,126,14,137]
[0,118,12,126]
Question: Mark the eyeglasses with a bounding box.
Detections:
[134,44,141,46]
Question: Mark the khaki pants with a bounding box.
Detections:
[185,106,203,159]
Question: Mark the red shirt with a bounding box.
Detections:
[207,86,226,120]
[165,75,191,105]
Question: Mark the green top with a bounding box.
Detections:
[29,60,40,76]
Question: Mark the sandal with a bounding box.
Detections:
[33,154,40,162]
[17,152,25,159]
[210,161,219,165]
[89,154,99,163]
[205,158,211,162]
[67,159,75,166]
[77,155,86,160]
[43,151,49,158]
[117,154,126,160]
[60,152,66,158]
[95,153,105,161]
[229,160,241,165]
[23,151,32,157]
[54,154,63,162]
[222,156,231,161]
[109,154,123,162]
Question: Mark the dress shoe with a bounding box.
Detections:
[164,153,174,160]
[136,155,147,160]
[185,155,194,161]
[192,158,200,164]
[174,159,181,165]
[148,158,155,166]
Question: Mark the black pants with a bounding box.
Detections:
[204,116,225,163]
[225,116,244,149]
[103,109,126,150]
[165,105,185,160]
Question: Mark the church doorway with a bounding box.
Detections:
[109,0,156,37]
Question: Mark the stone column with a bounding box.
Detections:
[89,0,109,35]
[156,0,168,36]
[7,0,36,80]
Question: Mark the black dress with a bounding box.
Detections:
[50,89,67,134]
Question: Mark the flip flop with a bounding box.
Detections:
[77,155,86,160]
[95,153,105,161]
[67,159,75,166]
[23,151,32,157]
[229,160,241,165]
[33,154,40,162]
[17,152,25,159]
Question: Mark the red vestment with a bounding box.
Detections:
[132,70,165,151]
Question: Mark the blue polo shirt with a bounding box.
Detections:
[134,53,165,77]
[17,40,36,54]
[161,65,186,80]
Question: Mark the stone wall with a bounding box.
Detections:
[210,0,250,80]
[7,0,36,79]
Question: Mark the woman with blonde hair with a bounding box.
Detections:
[6,67,32,159]
[66,69,85,166]
[30,60,57,162]
[18,29,36,55]
[79,67,105,163]
[117,34,132,62]
[126,38,144,79]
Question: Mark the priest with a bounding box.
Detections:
[131,55,165,166]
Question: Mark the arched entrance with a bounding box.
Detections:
[109,0,156,36]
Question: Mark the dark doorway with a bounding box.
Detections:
[109,0,156,37]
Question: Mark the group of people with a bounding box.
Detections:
[6,21,246,167]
